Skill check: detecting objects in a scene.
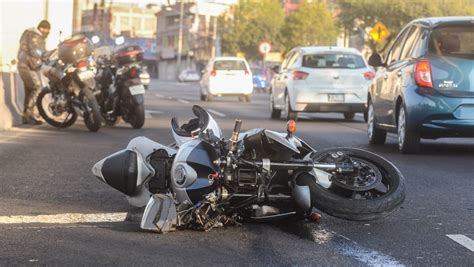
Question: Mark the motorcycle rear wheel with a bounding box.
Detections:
[80,88,102,132]
[300,147,406,221]
[127,103,145,129]
[36,88,77,128]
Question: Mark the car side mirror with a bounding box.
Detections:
[368,54,384,67]
[272,65,280,74]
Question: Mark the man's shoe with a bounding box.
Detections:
[23,117,43,125]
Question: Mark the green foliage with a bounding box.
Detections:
[280,2,338,49]
[337,0,474,50]
[219,0,285,59]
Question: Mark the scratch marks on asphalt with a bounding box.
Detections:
[307,227,404,266]
[207,109,226,117]
[447,234,474,252]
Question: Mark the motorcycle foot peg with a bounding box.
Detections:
[309,212,322,223]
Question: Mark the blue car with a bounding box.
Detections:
[367,17,474,154]
[252,68,268,92]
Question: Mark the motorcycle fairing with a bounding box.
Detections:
[171,139,217,205]
[239,128,302,154]
[92,136,177,207]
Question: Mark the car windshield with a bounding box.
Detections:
[428,25,474,59]
[214,60,247,71]
[302,53,366,69]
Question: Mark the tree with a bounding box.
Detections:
[337,0,474,52]
[219,0,285,59]
[280,2,338,49]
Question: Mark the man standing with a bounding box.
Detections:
[17,20,51,125]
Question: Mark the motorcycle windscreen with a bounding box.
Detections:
[100,150,138,196]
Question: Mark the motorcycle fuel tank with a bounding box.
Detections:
[171,139,218,205]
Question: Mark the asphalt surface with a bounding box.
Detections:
[0,80,473,266]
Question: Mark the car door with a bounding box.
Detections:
[274,51,295,107]
[378,27,410,125]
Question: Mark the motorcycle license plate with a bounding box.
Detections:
[129,84,145,95]
[77,70,95,81]
[328,94,344,102]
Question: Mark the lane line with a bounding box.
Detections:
[447,234,474,252]
[207,109,226,117]
[0,212,128,224]
[155,93,164,98]
[177,99,190,104]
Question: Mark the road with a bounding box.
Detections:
[1,80,473,266]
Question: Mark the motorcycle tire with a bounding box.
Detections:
[300,147,406,221]
[128,103,145,129]
[81,88,102,132]
[36,88,77,128]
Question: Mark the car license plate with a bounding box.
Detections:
[328,94,344,102]
[129,84,145,95]
[77,70,94,81]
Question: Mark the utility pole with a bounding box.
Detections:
[176,0,185,79]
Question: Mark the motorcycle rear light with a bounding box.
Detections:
[210,69,217,77]
[293,70,308,80]
[130,67,138,78]
[76,60,88,71]
[415,60,433,88]
[363,71,375,80]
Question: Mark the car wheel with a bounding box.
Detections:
[284,93,298,121]
[270,95,281,119]
[343,112,355,120]
[397,105,420,154]
[363,110,368,122]
[200,93,206,101]
[367,101,386,145]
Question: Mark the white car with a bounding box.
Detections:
[270,47,374,121]
[200,57,253,102]
[178,69,200,82]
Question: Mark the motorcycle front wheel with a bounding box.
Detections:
[299,147,406,221]
[80,88,102,132]
[36,88,77,128]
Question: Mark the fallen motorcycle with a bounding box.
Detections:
[92,105,405,233]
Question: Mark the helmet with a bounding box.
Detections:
[171,105,222,146]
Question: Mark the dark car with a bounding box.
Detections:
[367,17,474,154]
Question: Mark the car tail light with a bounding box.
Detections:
[244,70,250,75]
[293,70,308,80]
[210,69,217,77]
[76,60,88,71]
[129,67,138,78]
[415,60,433,88]
[363,71,375,80]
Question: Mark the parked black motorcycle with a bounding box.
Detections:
[95,44,146,129]
[37,35,102,132]
[92,105,406,233]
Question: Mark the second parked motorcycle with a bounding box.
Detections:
[37,35,102,132]
[95,44,146,129]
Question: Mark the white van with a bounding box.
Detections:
[200,57,253,102]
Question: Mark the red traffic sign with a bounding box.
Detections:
[258,42,272,54]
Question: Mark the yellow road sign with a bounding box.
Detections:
[264,52,282,62]
[370,22,390,43]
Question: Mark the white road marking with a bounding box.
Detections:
[207,109,226,117]
[310,229,404,266]
[447,234,474,252]
[145,110,163,119]
[0,212,128,224]
[177,99,190,104]
[155,93,164,98]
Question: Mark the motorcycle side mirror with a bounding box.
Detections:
[368,54,384,67]
[91,35,100,44]
[272,65,280,74]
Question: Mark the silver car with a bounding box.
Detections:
[270,46,374,121]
